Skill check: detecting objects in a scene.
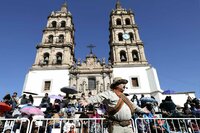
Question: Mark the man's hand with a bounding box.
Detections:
[142,106,150,114]
[79,100,89,107]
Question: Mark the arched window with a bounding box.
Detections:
[48,35,53,43]
[58,34,64,43]
[43,53,49,65]
[125,18,131,25]
[56,52,62,65]
[116,18,121,25]
[118,33,123,41]
[120,50,127,62]
[129,32,134,41]
[52,21,57,28]
[132,50,139,61]
[61,21,66,27]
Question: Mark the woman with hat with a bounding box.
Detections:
[79,77,149,133]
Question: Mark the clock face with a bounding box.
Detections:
[122,33,130,40]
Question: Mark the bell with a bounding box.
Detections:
[44,56,49,61]
[57,56,62,61]
[133,54,137,59]
[121,55,126,60]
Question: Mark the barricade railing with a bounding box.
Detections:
[0,118,30,133]
[29,118,107,133]
[135,117,200,133]
[3,117,198,133]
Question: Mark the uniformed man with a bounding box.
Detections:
[79,77,149,133]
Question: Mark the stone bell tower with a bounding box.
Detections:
[109,0,148,66]
[33,2,75,68]
[22,2,75,105]
[109,1,163,101]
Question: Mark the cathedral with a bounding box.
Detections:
[22,1,194,106]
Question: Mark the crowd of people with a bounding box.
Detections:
[0,77,200,133]
[0,91,105,133]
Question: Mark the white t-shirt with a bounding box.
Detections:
[63,121,75,133]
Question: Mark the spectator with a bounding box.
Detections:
[183,103,192,116]
[131,94,140,106]
[90,108,101,133]
[54,98,61,113]
[68,125,76,133]
[80,93,86,100]
[79,110,89,133]
[28,95,34,105]
[63,110,76,133]
[47,110,61,133]
[0,111,5,119]
[79,93,86,111]
[11,92,19,109]
[20,94,29,105]
[160,96,176,117]
[87,92,94,111]
[63,120,76,133]
[61,95,71,108]
[3,94,12,105]
[140,94,145,107]
[152,102,159,114]
[40,93,50,108]
[88,92,92,97]
[70,95,78,109]
[44,103,54,118]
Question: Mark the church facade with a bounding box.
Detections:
[22,1,194,105]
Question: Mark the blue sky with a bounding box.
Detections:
[0,0,200,99]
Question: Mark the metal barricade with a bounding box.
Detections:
[5,117,199,133]
[0,118,30,133]
[29,118,107,133]
[135,117,200,133]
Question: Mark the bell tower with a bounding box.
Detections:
[109,1,162,101]
[109,0,148,66]
[32,2,75,69]
[23,2,75,105]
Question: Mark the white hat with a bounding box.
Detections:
[110,77,128,89]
